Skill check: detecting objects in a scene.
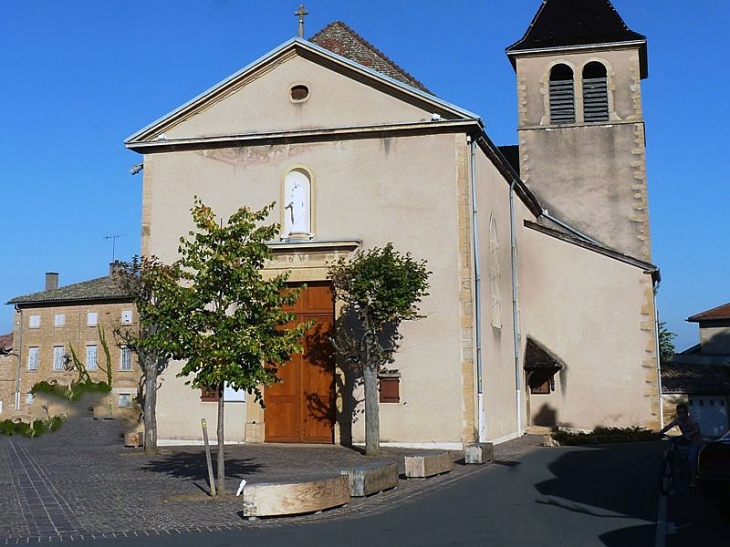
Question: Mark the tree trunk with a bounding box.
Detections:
[143,356,158,455]
[363,365,380,455]
[216,384,226,495]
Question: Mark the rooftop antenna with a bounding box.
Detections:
[295,4,308,38]
[104,234,128,262]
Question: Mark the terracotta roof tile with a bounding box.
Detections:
[0,332,12,351]
[687,302,730,323]
[662,362,730,395]
[524,338,564,370]
[6,274,131,306]
[310,21,431,93]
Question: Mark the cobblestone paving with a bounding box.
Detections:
[0,410,542,544]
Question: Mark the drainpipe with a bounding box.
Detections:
[653,281,664,427]
[468,135,486,442]
[14,307,23,410]
[509,180,522,435]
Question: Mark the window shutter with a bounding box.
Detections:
[549,64,575,125]
[583,62,609,122]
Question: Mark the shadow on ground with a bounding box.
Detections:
[140,450,264,482]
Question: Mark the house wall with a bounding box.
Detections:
[6,302,140,422]
[514,46,650,262]
[699,324,730,356]
[0,352,15,417]
[142,132,470,445]
[473,150,524,442]
[518,225,660,431]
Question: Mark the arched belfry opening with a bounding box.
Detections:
[549,64,575,124]
[582,61,609,122]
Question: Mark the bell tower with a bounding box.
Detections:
[507,0,651,261]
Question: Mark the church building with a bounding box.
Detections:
[125,0,661,448]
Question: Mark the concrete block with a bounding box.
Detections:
[464,442,493,465]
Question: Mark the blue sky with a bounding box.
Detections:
[1,1,727,351]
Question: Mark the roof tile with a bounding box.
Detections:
[310,21,431,93]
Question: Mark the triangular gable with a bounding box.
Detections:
[126,36,477,148]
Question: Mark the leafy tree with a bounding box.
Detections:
[327,243,430,455]
[658,321,677,364]
[115,256,182,455]
[162,198,309,494]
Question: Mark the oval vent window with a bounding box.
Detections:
[290,85,309,101]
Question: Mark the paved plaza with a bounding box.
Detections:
[0,408,541,544]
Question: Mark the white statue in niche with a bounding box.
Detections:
[284,170,310,239]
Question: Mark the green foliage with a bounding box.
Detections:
[552,426,660,446]
[0,416,65,437]
[115,255,182,365]
[328,243,430,455]
[169,198,309,404]
[327,242,431,372]
[30,379,110,403]
[658,321,676,364]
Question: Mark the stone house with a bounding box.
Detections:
[123,0,661,447]
[662,302,730,437]
[3,265,141,422]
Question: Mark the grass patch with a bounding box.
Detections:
[552,426,659,446]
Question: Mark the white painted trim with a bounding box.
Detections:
[488,430,524,445]
[357,441,465,451]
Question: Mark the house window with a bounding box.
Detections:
[549,64,575,124]
[87,312,98,327]
[200,386,220,402]
[26,392,34,405]
[54,313,65,327]
[379,374,400,403]
[290,84,309,102]
[53,346,65,371]
[27,346,39,371]
[582,61,609,122]
[121,310,133,325]
[86,345,98,370]
[29,315,41,328]
[118,393,133,408]
[120,346,132,371]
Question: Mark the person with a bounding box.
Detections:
[659,403,703,486]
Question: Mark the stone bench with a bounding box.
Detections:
[242,474,350,517]
[404,451,454,478]
[341,461,399,497]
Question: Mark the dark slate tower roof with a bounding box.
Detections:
[310,21,431,93]
[506,0,648,78]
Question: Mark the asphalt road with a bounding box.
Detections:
[66,442,728,547]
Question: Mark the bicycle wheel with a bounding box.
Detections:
[659,454,674,495]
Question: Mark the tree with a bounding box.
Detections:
[163,198,308,495]
[115,256,182,455]
[658,321,677,364]
[327,243,430,455]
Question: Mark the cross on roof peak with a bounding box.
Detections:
[294,4,309,38]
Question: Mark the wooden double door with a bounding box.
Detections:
[264,282,336,443]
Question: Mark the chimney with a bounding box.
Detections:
[109,261,124,277]
[45,272,59,291]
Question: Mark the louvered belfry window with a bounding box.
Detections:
[582,62,609,122]
[549,64,575,124]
